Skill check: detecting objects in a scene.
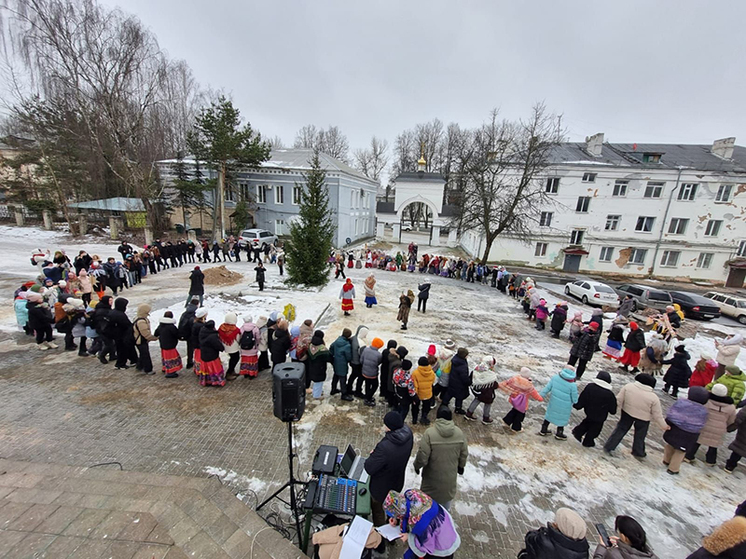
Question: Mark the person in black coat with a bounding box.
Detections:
[255,262,266,291]
[187,266,205,307]
[178,299,199,368]
[619,321,646,373]
[568,323,599,380]
[549,303,569,339]
[572,371,617,447]
[270,321,291,368]
[379,339,398,405]
[154,311,182,378]
[417,282,431,313]
[518,507,590,559]
[307,330,333,393]
[198,320,224,363]
[364,411,414,528]
[663,345,692,398]
[443,348,471,414]
[26,292,55,348]
[107,297,137,369]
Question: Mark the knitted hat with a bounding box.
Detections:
[243,315,252,323]
[699,353,713,361]
[58,280,66,288]
[437,406,452,421]
[711,383,729,397]
[457,347,469,359]
[555,508,587,540]
[588,322,599,331]
[726,365,742,375]
[520,367,531,378]
[396,346,409,358]
[371,337,384,349]
[401,359,412,371]
[688,386,709,405]
[675,345,686,353]
[635,373,656,388]
[418,356,429,366]
[596,371,612,384]
[444,339,456,350]
[224,312,237,325]
[195,308,208,319]
[736,500,746,518]
[427,344,436,356]
[629,322,639,331]
[383,411,403,431]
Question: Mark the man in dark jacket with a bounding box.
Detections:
[178,299,199,368]
[417,282,431,313]
[26,291,56,349]
[379,339,397,404]
[255,262,266,291]
[567,322,599,380]
[443,348,470,414]
[364,411,414,528]
[92,295,115,363]
[571,371,617,447]
[107,297,136,369]
[187,266,205,307]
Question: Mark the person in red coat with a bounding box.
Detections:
[690,354,718,388]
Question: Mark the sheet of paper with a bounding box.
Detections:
[375,522,403,541]
[339,515,374,559]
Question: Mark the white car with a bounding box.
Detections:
[703,292,746,324]
[237,228,277,249]
[564,280,620,308]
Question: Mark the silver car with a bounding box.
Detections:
[614,284,673,311]
[237,228,277,249]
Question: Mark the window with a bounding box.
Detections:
[576,196,591,213]
[629,248,647,265]
[697,253,714,269]
[660,250,680,267]
[642,153,661,163]
[716,184,733,203]
[635,216,655,232]
[605,215,620,231]
[678,183,698,201]
[644,182,664,198]
[704,219,722,237]
[570,229,585,245]
[582,172,597,183]
[668,218,689,235]
[613,180,628,197]
[350,190,355,208]
[292,186,302,205]
[599,247,614,262]
[225,185,235,202]
[545,177,560,193]
[539,212,553,227]
[239,182,252,201]
[274,185,284,204]
[535,242,547,257]
[256,185,266,204]
[739,241,746,257]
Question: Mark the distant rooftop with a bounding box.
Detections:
[67,197,145,212]
[394,172,446,182]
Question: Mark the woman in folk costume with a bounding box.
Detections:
[198,320,226,387]
[603,316,627,360]
[339,278,355,316]
[397,289,415,330]
[154,311,183,378]
[364,274,378,308]
[383,489,460,559]
[218,312,241,381]
[238,315,261,378]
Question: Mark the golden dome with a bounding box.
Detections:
[417,155,426,166]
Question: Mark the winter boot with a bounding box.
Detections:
[454,408,466,415]
[631,367,640,374]
[464,412,477,422]
[44,341,58,349]
[555,427,567,441]
[482,417,494,425]
[619,365,629,372]
[37,343,48,351]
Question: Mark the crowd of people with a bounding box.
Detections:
[13,238,746,559]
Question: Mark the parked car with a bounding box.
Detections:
[614,283,673,311]
[669,291,721,321]
[702,292,746,324]
[237,228,277,249]
[564,280,620,308]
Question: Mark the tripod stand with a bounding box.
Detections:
[257,421,306,544]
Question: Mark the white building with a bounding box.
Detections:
[459,134,746,286]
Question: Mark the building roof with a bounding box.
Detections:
[548,142,746,173]
[67,197,145,212]
[394,172,446,182]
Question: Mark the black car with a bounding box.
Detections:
[669,291,721,320]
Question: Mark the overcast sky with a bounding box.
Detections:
[101,0,746,152]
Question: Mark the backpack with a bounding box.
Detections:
[239,329,256,350]
[509,392,529,413]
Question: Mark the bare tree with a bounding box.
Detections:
[453,104,562,263]
[267,135,285,150]
[353,136,388,181]
[293,124,349,162]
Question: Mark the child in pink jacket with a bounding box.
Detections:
[498,367,544,433]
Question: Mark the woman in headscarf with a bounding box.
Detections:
[339,278,355,316]
[238,315,261,378]
[364,274,377,308]
[518,507,590,559]
[383,489,460,559]
[397,290,414,330]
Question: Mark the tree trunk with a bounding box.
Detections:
[481,235,496,264]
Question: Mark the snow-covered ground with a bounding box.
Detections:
[3,225,743,558]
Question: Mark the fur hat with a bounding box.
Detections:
[224,312,237,325]
[195,308,208,319]
[711,383,729,397]
[371,337,384,349]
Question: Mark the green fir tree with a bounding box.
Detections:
[285,151,336,286]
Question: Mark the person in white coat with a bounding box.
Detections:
[715,333,743,381]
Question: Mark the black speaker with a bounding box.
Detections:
[273,362,306,422]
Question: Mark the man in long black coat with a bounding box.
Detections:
[187,266,205,306]
[571,371,617,447]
